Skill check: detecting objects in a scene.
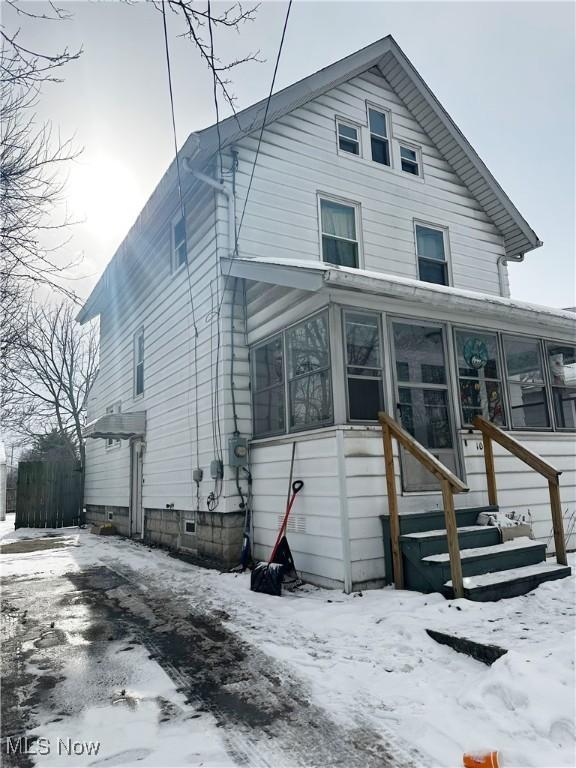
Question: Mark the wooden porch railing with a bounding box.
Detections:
[378,412,469,598]
[472,416,568,566]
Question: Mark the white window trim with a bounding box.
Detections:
[317,193,363,269]
[397,139,423,179]
[335,116,362,158]
[183,517,196,535]
[134,327,145,399]
[413,219,452,286]
[171,213,188,274]
[366,102,393,168]
[105,402,122,451]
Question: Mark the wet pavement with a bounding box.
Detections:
[1,536,416,767]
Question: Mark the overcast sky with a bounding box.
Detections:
[12,0,575,308]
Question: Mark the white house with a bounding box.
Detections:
[79,36,575,596]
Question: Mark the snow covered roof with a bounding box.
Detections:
[223,256,576,335]
[78,35,541,325]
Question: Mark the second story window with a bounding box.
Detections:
[368,107,390,166]
[320,198,359,268]
[173,216,187,271]
[134,328,144,397]
[337,121,360,155]
[415,223,449,286]
[400,145,420,176]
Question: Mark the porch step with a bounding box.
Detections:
[443,561,572,602]
[400,525,500,559]
[420,538,547,592]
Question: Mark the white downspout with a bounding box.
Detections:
[183,162,236,257]
[336,429,353,594]
[497,254,524,297]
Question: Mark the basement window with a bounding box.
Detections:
[184,518,196,534]
[368,107,391,166]
[400,144,420,176]
[337,120,360,155]
[344,311,384,421]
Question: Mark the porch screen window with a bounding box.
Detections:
[320,199,358,268]
[337,122,359,155]
[344,312,383,421]
[546,342,576,430]
[287,312,333,430]
[416,225,448,286]
[134,329,144,397]
[252,335,285,437]
[368,108,390,166]
[173,217,187,270]
[455,330,505,426]
[503,335,550,429]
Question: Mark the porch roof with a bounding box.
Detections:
[84,411,146,440]
[222,256,576,334]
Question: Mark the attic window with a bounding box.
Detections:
[337,121,360,155]
[400,145,420,176]
[368,108,390,166]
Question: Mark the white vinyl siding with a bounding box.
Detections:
[232,68,508,296]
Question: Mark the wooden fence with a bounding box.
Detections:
[15,460,82,529]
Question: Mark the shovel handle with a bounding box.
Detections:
[292,480,304,495]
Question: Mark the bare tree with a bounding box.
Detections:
[5,301,99,506]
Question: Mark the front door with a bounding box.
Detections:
[390,320,459,492]
[130,439,144,537]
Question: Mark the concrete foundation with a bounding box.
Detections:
[85,505,129,536]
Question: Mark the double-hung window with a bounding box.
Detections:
[454,329,505,426]
[502,335,550,429]
[105,403,121,449]
[320,198,359,268]
[173,216,187,270]
[415,224,449,286]
[252,335,285,437]
[337,121,360,155]
[368,107,391,166]
[546,342,576,430]
[344,312,384,421]
[286,312,333,431]
[400,144,420,176]
[134,328,145,397]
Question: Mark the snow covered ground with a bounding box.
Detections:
[1,517,574,768]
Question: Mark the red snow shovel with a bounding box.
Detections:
[250,480,304,596]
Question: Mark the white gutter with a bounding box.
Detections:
[336,429,353,594]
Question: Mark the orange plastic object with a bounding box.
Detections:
[463,752,500,768]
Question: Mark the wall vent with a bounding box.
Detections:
[277,514,306,534]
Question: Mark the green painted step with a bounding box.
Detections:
[380,506,498,585]
[420,538,547,593]
[400,525,501,559]
[442,561,572,601]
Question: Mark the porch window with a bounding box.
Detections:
[502,335,550,429]
[454,329,505,426]
[287,312,332,430]
[344,311,383,421]
[546,342,576,430]
[368,107,390,166]
[415,224,449,286]
[173,216,187,270]
[252,335,285,437]
[337,121,360,155]
[400,145,420,176]
[320,198,359,268]
[134,328,145,397]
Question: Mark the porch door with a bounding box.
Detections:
[130,439,144,537]
[390,320,459,492]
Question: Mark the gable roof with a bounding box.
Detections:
[78,35,540,323]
